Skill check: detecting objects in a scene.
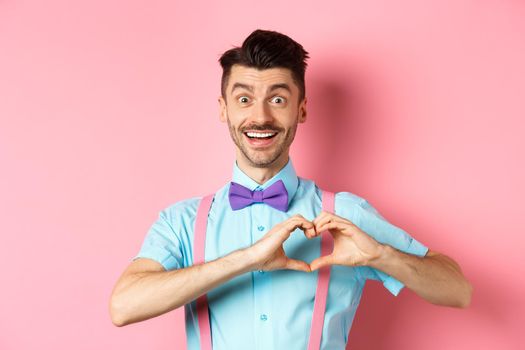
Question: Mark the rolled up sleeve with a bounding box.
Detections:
[343,196,429,296]
[133,210,184,271]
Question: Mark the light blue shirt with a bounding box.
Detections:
[134,158,428,350]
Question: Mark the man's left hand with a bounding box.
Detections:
[307,211,385,271]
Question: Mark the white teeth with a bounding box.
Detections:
[246,132,276,138]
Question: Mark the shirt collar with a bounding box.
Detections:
[231,157,299,207]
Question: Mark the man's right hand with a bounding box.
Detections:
[245,214,316,273]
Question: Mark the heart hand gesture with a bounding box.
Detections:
[247,211,385,273]
[308,211,384,271]
[247,214,316,273]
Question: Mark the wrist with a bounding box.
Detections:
[236,247,260,272]
[367,244,396,269]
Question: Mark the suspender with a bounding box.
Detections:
[194,194,215,350]
[192,190,335,350]
[308,190,335,350]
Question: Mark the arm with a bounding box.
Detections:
[109,250,252,327]
[109,215,315,327]
[309,211,473,308]
[368,247,472,308]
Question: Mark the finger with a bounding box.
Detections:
[274,217,302,238]
[299,220,317,238]
[316,212,353,230]
[312,214,330,233]
[286,214,309,229]
[286,216,316,238]
[313,212,346,232]
[313,214,338,236]
[310,254,335,271]
[316,221,353,236]
[314,211,354,227]
[312,210,329,226]
[285,258,312,273]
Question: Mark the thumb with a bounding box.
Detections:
[285,258,312,273]
[310,254,335,271]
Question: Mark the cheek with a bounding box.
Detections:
[227,107,251,124]
[276,108,299,124]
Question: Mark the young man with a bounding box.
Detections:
[110,29,472,349]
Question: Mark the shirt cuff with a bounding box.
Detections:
[132,247,182,271]
[383,275,405,296]
[379,240,430,296]
[407,238,429,257]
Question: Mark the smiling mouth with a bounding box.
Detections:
[243,131,278,140]
[242,131,279,148]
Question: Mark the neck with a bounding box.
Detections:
[235,153,290,185]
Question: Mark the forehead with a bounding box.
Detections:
[227,65,298,94]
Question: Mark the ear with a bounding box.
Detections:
[218,96,227,123]
[298,97,307,123]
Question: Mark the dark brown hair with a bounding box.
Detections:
[219,29,309,102]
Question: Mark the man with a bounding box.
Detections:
[110,29,472,349]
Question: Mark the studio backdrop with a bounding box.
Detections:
[0,1,523,349]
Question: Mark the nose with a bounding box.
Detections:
[251,99,274,124]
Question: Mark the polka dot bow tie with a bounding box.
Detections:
[228,179,289,212]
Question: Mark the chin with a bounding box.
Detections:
[248,157,278,168]
[246,152,286,168]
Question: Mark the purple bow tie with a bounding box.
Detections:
[229,179,289,212]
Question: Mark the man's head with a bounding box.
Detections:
[218,29,310,170]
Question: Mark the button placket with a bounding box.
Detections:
[256,225,265,275]
[250,199,274,350]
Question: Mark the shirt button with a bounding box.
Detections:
[257,225,265,231]
[258,270,264,274]
[260,314,268,321]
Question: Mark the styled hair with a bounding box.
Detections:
[219,29,309,102]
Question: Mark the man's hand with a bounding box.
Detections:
[246,214,316,273]
[308,211,384,271]
[306,210,472,307]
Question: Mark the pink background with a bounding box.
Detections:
[1,1,523,349]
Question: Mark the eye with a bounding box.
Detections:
[238,96,250,104]
[271,96,286,104]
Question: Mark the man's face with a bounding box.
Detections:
[219,65,307,168]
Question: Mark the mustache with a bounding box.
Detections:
[241,124,282,132]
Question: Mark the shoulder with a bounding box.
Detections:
[334,191,368,207]
[335,191,386,218]
[314,186,370,210]
[162,196,200,217]
[299,177,370,209]
[305,179,372,222]
[159,184,229,225]
[310,184,386,224]
[333,191,372,223]
[151,197,199,234]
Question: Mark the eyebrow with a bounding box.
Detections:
[268,83,292,93]
[230,82,292,94]
[231,83,253,94]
